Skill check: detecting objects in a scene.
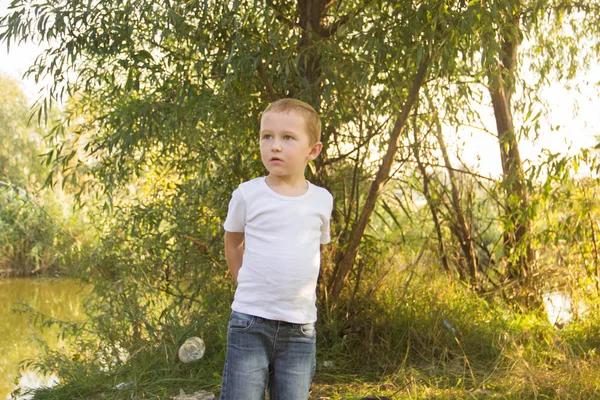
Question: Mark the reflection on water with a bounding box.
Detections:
[542,291,585,327]
[10,372,59,400]
[543,291,572,326]
[0,278,87,400]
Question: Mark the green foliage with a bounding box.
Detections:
[0,183,89,276]
[0,75,47,187]
[24,264,600,399]
[0,186,55,275]
[2,0,598,293]
[0,75,90,277]
[312,266,600,399]
[17,158,236,396]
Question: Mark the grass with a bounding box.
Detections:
[21,268,600,400]
[306,271,600,399]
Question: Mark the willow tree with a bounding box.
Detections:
[396,0,600,293]
[0,0,479,307]
[2,0,598,312]
[472,0,600,296]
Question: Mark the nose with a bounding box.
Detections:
[271,138,282,152]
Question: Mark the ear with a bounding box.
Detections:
[307,141,323,161]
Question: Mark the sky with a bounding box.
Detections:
[1,0,599,178]
[450,64,600,177]
[0,0,44,93]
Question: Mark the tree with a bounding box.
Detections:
[475,0,600,299]
[2,0,599,304]
[0,0,462,299]
[0,74,47,187]
[0,75,86,276]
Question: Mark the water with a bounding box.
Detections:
[542,291,574,327]
[0,277,87,400]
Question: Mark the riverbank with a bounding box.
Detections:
[0,265,60,279]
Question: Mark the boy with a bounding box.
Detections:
[220,98,333,400]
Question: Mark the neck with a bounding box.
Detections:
[265,174,308,196]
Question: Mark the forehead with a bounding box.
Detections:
[260,111,307,134]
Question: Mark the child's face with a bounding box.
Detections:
[259,111,322,182]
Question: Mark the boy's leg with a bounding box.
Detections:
[268,322,317,400]
[220,311,271,400]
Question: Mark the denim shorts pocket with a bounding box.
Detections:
[229,311,256,331]
[299,322,316,339]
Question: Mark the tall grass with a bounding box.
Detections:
[22,259,600,400]
[313,265,600,399]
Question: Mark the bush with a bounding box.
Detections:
[0,183,87,277]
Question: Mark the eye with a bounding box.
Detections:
[262,134,272,140]
[283,135,293,140]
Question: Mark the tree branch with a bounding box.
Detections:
[323,115,392,166]
[330,53,431,300]
[256,61,279,102]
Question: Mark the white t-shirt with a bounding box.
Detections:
[223,177,333,324]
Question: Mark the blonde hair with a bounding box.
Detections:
[263,98,321,144]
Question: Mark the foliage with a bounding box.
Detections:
[0,0,485,296]
[0,75,90,277]
[13,156,236,396]
[0,180,93,277]
[530,148,600,294]
[0,74,47,187]
[1,0,599,292]
[0,186,53,274]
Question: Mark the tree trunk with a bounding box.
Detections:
[296,0,330,189]
[487,10,535,283]
[411,126,451,276]
[433,120,479,286]
[329,54,430,300]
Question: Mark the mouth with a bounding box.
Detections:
[270,157,283,162]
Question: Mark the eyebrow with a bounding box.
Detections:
[260,130,298,135]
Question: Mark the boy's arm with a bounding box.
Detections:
[224,231,244,283]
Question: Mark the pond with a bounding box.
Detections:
[0,277,87,400]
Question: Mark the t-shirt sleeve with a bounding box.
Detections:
[320,193,333,244]
[223,188,246,232]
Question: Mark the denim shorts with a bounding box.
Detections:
[219,311,317,400]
